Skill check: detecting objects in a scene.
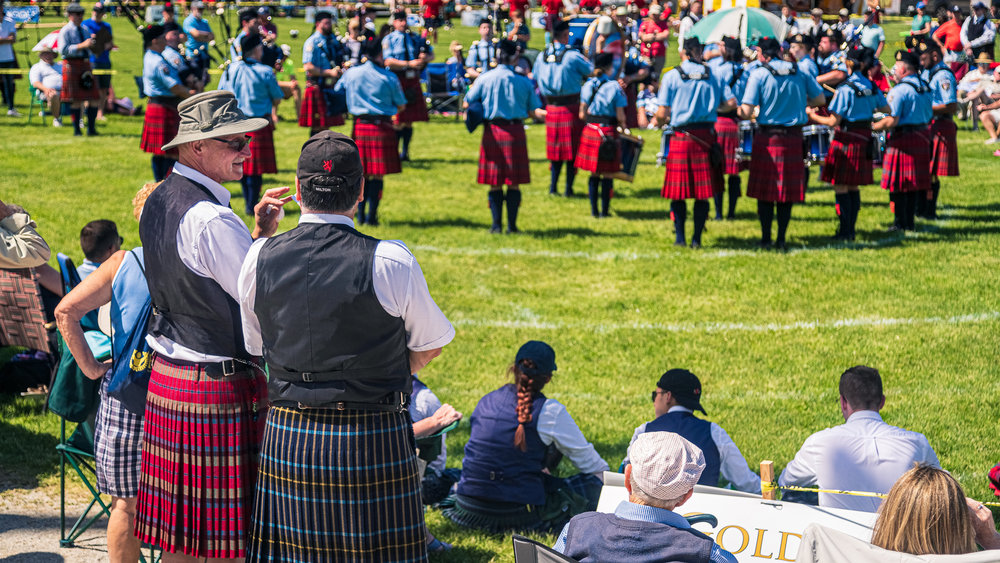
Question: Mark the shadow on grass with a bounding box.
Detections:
[614,209,667,221]
[0,395,60,493]
[529,227,638,240]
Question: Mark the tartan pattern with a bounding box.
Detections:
[136,357,266,559]
[140,102,180,157]
[243,120,277,176]
[478,122,531,186]
[95,375,144,498]
[821,125,875,186]
[661,128,723,200]
[747,127,806,203]
[715,115,746,176]
[247,406,426,563]
[544,103,583,162]
[929,118,960,177]
[0,268,48,351]
[353,118,402,176]
[299,83,345,128]
[60,58,100,101]
[881,127,932,193]
[575,124,621,174]
[394,74,430,123]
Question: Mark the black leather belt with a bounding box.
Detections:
[586,116,616,125]
[168,358,257,378]
[272,391,409,413]
[356,114,391,124]
[895,124,928,134]
[931,115,954,122]
[149,96,180,108]
[675,122,714,132]
[546,94,580,106]
[486,118,523,125]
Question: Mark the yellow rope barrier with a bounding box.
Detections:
[766,481,1000,507]
[0,68,116,74]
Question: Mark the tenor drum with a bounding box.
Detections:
[737,120,756,161]
[613,132,644,182]
[802,124,831,165]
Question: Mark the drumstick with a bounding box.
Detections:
[823,84,837,93]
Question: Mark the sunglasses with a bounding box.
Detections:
[210,135,253,152]
[651,390,668,402]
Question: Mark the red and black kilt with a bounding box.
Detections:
[140,102,180,158]
[929,117,959,177]
[661,127,722,200]
[747,126,806,203]
[880,126,932,193]
[352,117,402,176]
[821,124,875,186]
[298,82,345,129]
[61,58,100,101]
[478,121,531,186]
[394,73,429,124]
[243,119,277,176]
[625,86,639,129]
[544,103,583,162]
[715,115,745,176]
[575,123,621,174]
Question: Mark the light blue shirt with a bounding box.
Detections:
[742,60,824,126]
[888,75,933,125]
[333,60,407,116]
[797,54,819,81]
[382,29,431,62]
[921,62,957,107]
[465,38,498,71]
[817,49,848,75]
[581,75,626,117]
[142,48,180,97]
[183,14,212,60]
[534,43,593,97]
[708,58,748,101]
[163,45,183,69]
[657,61,732,127]
[828,72,888,122]
[858,25,885,51]
[230,29,246,60]
[303,31,344,71]
[216,58,282,117]
[58,22,90,59]
[464,64,540,120]
[553,501,738,563]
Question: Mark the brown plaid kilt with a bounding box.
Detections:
[243,119,277,176]
[575,123,621,174]
[747,126,806,203]
[821,124,875,186]
[880,126,931,193]
[140,102,180,158]
[298,83,345,128]
[61,58,101,101]
[394,73,429,124]
[478,121,531,186]
[353,118,402,176]
[661,127,722,200]
[715,115,745,176]
[544,103,583,162]
[929,117,959,177]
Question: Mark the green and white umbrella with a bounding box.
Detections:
[687,7,786,48]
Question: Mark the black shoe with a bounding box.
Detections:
[673,240,686,247]
[712,215,723,221]
[506,226,520,234]
[73,130,83,137]
[774,241,788,252]
[549,189,559,196]
[599,211,609,218]
[690,241,702,249]
[757,240,773,250]
[886,225,904,233]
[832,231,846,241]
[87,129,99,136]
[565,188,574,197]
[489,225,502,234]
[399,153,410,162]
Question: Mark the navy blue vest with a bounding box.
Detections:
[457,384,548,505]
[645,411,721,487]
[564,511,714,563]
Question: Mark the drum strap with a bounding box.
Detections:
[761,61,797,77]
[728,66,743,88]
[677,64,710,81]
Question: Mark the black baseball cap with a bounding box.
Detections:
[656,369,706,414]
[515,341,557,375]
[297,131,364,196]
[895,48,920,67]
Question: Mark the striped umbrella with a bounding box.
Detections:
[687,7,786,47]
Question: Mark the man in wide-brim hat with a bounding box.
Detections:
[134,89,292,563]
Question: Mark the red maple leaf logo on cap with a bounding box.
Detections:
[322,160,332,172]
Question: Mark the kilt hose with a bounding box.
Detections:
[716,115,745,176]
[395,73,430,123]
[478,121,531,186]
[353,117,402,176]
[61,58,100,101]
[544,103,583,162]
[747,126,807,203]
[135,357,266,559]
[821,124,875,186]
[929,117,959,177]
[299,82,345,129]
[881,126,932,193]
[661,127,722,200]
[243,119,277,176]
[140,102,180,158]
[575,123,621,175]
[247,406,426,563]
[94,375,143,499]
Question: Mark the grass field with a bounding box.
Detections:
[2,13,1000,562]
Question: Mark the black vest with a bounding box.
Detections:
[967,17,996,58]
[254,222,410,406]
[138,173,249,359]
[645,411,722,488]
[564,511,715,563]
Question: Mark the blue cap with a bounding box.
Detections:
[916,1,926,8]
[515,341,557,375]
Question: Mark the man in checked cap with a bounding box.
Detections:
[553,432,738,563]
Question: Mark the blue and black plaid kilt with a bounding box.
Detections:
[94,375,143,498]
[247,405,427,563]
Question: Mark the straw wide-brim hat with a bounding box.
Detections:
[975,52,994,65]
[161,90,268,152]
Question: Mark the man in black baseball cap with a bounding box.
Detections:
[623,368,762,493]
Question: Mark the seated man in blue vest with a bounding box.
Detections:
[553,432,737,563]
[624,369,761,493]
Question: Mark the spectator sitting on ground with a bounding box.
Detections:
[29,44,64,127]
[77,219,120,279]
[958,54,997,126]
[624,369,761,494]
[779,365,940,512]
[553,432,738,563]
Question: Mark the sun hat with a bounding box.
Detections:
[627,432,706,501]
[161,91,268,151]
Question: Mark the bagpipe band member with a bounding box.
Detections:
[300,11,346,135]
[708,36,748,221]
[59,3,102,136]
[465,18,498,80]
[383,10,435,161]
[140,24,191,181]
[575,52,627,219]
[917,37,959,220]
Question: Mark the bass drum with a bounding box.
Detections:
[565,15,624,80]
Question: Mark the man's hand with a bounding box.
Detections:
[430,403,462,430]
[251,186,293,239]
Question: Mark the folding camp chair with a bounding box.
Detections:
[27,84,49,125]
[423,62,465,118]
[512,534,580,563]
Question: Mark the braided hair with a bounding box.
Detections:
[511,359,552,452]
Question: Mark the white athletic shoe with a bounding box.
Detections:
[984,137,999,145]
[6,109,21,117]
[52,118,62,127]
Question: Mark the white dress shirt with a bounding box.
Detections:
[961,16,997,50]
[29,60,63,91]
[238,213,455,357]
[145,163,256,363]
[778,410,940,513]
[536,398,611,475]
[625,406,762,494]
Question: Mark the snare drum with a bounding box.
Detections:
[656,126,673,166]
[613,133,645,182]
[802,124,832,165]
[737,120,756,161]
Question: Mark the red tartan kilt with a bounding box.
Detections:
[140,102,180,157]
[243,120,277,176]
[544,104,583,161]
[880,127,932,193]
[61,58,101,101]
[747,127,806,203]
[394,74,429,123]
[715,115,745,176]
[821,126,874,186]
[661,128,722,200]
[625,86,639,129]
[298,83,345,128]
[353,119,401,176]
[575,124,621,174]
[478,122,531,186]
[929,118,959,177]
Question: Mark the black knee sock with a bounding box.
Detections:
[151,156,175,181]
[505,189,521,231]
[849,190,861,239]
[85,106,98,133]
[600,178,612,216]
[692,199,709,245]
[488,189,504,230]
[549,161,563,194]
[70,107,82,134]
[903,192,917,230]
[358,194,368,224]
[834,193,849,237]
[928,179,940,218]
[399,127,413,157]
[588,176,599,216]
[713,190,724,220]
[565,164,576,196]
[671,200,687,245]
[758,200,774,244]
[366,178,384,225]
[890,192,902,228]
[776,202,793,245]
[727,175,741,219]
